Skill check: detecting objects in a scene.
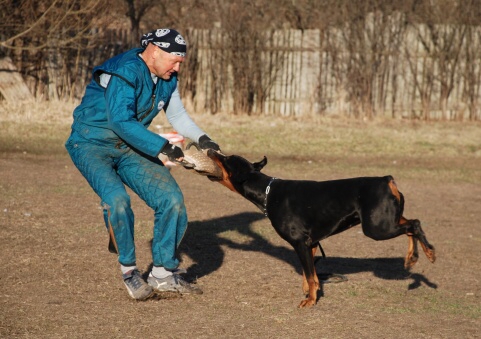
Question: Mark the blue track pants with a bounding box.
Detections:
[66,132,187,269]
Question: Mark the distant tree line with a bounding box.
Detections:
[1,0,480,120]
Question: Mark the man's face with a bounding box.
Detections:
[152,48,185,80]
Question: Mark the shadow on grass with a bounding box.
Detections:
[176,211,438,291]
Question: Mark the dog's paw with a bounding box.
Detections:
[421,244,436,263]
[404,253,419,269]
[298,298,316,308]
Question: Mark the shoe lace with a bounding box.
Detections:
[126,270,144,289]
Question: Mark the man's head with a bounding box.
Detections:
[140,29,187,80]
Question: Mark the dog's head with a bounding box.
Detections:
[207,150,267,194]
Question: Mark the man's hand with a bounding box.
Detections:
[198,134,220,151]
[160,143,184,161]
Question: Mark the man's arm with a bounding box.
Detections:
[105,75,168,157]
[164,86,208,143]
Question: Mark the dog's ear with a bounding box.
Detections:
[253,156,267,171]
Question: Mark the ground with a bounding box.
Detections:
[1,117,480,338]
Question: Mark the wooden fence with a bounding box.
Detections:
[185,25,481,120]
[3,22,480,120]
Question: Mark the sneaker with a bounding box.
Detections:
[122,269,154,300]
[148,271,203,295]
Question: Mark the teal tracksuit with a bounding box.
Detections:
[66,48,189,269]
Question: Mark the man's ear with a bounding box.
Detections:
[253,156,267,171]
[150,44,159,59]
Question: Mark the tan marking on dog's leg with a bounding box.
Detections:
[299,246,319,308]
[298,276,318,308]
[311,246,320,289]
[400,216,419,269]
[388,179,401,201]
[419,240,436,263]
[302,272,309,295]
[404,235,419,269]
[401,216,436,265]
[302,246,320,295]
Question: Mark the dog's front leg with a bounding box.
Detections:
[302,245,319,295]
[295,244,319,308]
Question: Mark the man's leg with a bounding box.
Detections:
[117,150,202,294]
[116,149,188,270]
[66,139,153,299]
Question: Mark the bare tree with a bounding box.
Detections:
[1,0,479,120]
[1,0,108,51]
[462,25,481,121]
[458,0,481,121]
[407,0,469,120]
[335,1,406,118]
[207,0,287,115]
[0,0,111,100]
[119,0,154,45]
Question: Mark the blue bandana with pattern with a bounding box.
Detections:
[140,29,187,57]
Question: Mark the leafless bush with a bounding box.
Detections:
[404,0,472,120]
[1,0,480,120]
[0,0,111,100]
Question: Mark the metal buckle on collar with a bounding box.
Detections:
[263,177,277,217]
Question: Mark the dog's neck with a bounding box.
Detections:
[262,177,277,216]
[242,174,277,217]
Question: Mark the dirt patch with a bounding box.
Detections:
[1,152,480,338]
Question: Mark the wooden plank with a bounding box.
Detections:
[0,57,33,102]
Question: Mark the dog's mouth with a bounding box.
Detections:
[181,144,223,179]
[206,150,238,191]
[207,149,223,163]
[203,149,223,181]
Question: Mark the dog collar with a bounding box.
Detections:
[263,177,277,217]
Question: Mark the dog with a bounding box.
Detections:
[207,151,436,308]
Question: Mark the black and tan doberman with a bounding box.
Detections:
[207,151,436,308]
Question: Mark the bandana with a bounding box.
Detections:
[140,29,187,57]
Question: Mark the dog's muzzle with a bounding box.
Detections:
[182,143,223,178]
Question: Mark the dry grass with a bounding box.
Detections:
[2,100,480,158]
[1,100,481,338]
[1,100,479,182]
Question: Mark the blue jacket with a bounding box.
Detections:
[71,48,176,157]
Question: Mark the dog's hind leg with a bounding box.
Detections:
[388,179,435,267]
[404,234,419,269]
[401,217,436,265]
[399,217,419,268]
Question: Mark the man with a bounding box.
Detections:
[65,28,220,300]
